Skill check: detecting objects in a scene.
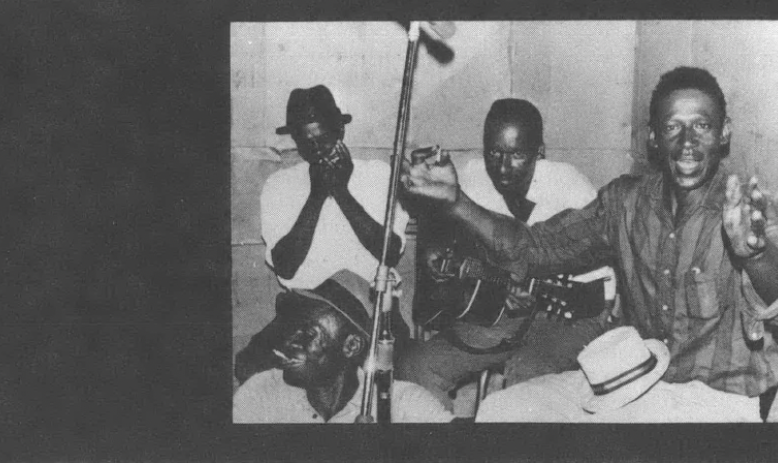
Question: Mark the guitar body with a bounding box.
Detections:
[423,274,510,328]
[412,215,607,336]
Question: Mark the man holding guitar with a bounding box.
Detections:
[396,99,617,412]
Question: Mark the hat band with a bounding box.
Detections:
[590,354,658,396]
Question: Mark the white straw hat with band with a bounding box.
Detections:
[578,326,670,413]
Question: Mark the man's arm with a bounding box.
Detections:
[332,189,403,267]
[402,155,617,280]
[723,175,778,306]
[329,141,403,267]
[269,164,329,280]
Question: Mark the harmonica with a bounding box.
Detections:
[410,145,442,165]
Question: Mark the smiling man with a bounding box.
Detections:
[402,67,778,421]
[232,270,454,423]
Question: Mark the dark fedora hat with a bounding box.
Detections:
[269,270,373,340]
[275,85,353,135]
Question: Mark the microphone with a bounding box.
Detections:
[419,21,456,41]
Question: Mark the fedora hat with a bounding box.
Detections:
[270,270,373,339]
[275,85,352,135]
[578,326,670,413]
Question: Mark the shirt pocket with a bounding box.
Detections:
[684,268,720,319]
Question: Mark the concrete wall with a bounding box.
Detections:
[231,21,640,366]
[632,21,778,190]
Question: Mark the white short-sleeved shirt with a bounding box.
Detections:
[459,158,617,300]
[261,159,410,289]
[475,370,761,423]
[233,368,455,423]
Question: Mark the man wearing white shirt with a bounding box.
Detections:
[235,86,410,384]
[396,99,617,411]
[233,270,453,423]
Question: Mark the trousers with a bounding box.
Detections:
[396,310,612,411]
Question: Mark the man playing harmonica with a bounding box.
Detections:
[235,85,410,384]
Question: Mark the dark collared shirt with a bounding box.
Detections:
[490,168,778,397]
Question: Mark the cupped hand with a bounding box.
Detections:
[723,175,777,258]
[400,150,459,205]
[327,140,354,193]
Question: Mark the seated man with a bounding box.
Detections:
[233,270,454,423]
[235,85,410,384]
[396,99,617,411]
[403,67,778,420]
[476,326,762,422]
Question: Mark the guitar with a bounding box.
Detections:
[418,252,607,330]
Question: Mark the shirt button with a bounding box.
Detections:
[661,304,669,311]
[669,233,676,239]
[751,332,761,341]
[663,269,671,276]
[663,338,669,344]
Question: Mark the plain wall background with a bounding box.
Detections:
[231,21,778,372]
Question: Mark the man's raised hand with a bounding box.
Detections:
[400,148,459,205]
[723,174,778,258]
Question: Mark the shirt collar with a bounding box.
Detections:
[524,159,545,204]
[650,166,730,214]
[324,367,365,421]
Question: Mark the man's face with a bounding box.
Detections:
[291,122,341,165]
[275,304,350,389]
[651,88,730,191]
[483,122,541,197]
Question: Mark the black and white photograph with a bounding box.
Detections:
[230,21,778,426]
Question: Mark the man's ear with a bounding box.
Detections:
[342,333,364,359]
[647,128,658,149]
[720,117,732,146]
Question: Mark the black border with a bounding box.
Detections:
[4,0,778,460]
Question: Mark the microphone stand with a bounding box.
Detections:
[358,21,422,423]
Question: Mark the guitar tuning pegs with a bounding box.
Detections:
[564,312,572,319]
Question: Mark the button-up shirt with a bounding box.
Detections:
[490,167,778,397]
[233,368,454,423]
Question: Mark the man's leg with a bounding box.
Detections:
[504,313,609,387]
[395,325,515,411]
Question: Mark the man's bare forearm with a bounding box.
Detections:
[333,188,402,267]
[271,193,327,279]
[446,191,524,258]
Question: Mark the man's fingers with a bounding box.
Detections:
[725,174,743,207]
